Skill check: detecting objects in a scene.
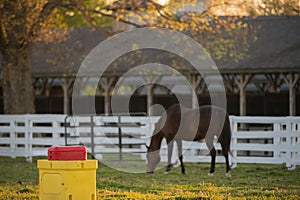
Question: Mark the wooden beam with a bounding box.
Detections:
[233,74,253,116]
[142,76,161,115]
[60,78,74,114]
[33,77,54,96]
[283,72,299,116]
[223,74,237,93]
[100,77,116,114]
[190,75,203,108]
[265,74,283,93]
[33,78,44,96]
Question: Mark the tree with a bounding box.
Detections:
[96,0,257,62]
[0,0,109,114]
[2,0,297,114]
[247,0,300,16]
[0,0,253,114]
[1,1,61,113]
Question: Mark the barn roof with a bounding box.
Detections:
[218,16,300,73]
[1,16,300,77]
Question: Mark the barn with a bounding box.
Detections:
[0,16,299,116]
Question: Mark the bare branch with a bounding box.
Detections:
[0,19,8,54]
[92,9,147,28]
[73,5,111,37]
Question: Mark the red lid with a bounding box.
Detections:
[48,146,87,161]
[48,146,86,152]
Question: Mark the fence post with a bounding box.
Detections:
[230,116,237,169]
[294,121,300,169]
[273,122,281,164]
[64,116,69,146]
[289,119,297,170]
[94,116,103,160]
[285,120,293,169]
[26,115,33,162]
[52,117,61,144]
[118,116,123,161]
[9,119,16,159]
[90,116,95,157]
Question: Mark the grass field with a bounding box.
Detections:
[0,156,299,199]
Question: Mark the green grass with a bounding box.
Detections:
[0,156,299,199]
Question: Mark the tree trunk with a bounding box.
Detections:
[1,48,35,114]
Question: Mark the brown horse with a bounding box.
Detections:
[146,104,232,177]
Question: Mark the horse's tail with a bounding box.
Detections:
[229,150,235,158]
[220,113,232,153]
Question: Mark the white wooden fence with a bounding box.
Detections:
[0,115,66,162]
[0,115,299,169]
[229,116,300,169]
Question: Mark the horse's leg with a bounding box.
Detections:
[208,147,216,176]
[221,141,231,177]
[176,140,185,174]
[165,138,174,174]
[224,153,231,177]
[206,139,216,176]
[221,114,232,177]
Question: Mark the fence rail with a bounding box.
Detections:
[0,115,66,162]
[229,116,300,169]
[0,114,299,169]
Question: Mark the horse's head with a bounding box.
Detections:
[146,146,160,174]
[146,122,164,173]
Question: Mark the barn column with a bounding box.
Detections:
[147,84,154,115]
[61,78,74,114]
[191,74,203,109]
[234,74,253,116]
[100,77,116,114]
[283,72,299,116]
[44,78,50,97]
[44,78,54,97]
[143,76,161,116]
[33,78,53,96]
[33,78,44,96]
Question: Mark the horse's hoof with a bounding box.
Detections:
[225,172,231,178]
[208,173,214,177]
